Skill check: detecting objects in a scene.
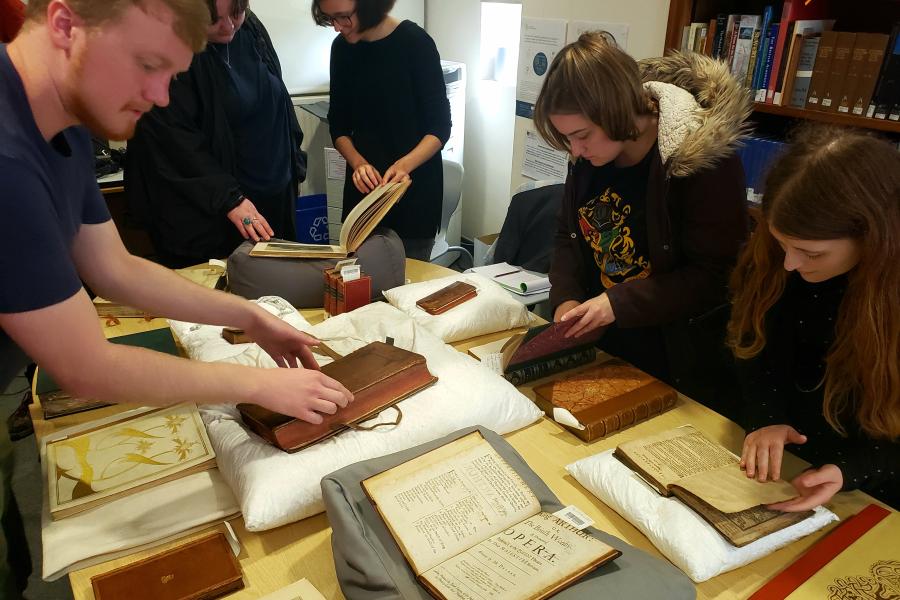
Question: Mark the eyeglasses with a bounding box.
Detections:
[320,9,355,28]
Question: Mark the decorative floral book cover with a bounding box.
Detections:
[47,403,216,519]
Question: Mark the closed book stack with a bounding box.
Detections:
[532,359,678,442]
[238,342,437,452]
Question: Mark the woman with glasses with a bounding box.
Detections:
[313,0,451,261]
[126,0,307,267]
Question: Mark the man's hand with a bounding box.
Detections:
[351,163,382,193]
[253,368,353,425]
[558,294,616,338]
[741,424,808,481]
[227,197,274,242]
[768,464,843,512]
[383,158,412,185]
[242,308,321,370]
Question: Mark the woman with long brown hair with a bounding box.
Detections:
[729,125,900,510]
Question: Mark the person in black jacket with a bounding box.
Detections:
[729,126,900,510]
[126,0,306,267]
[313,0,451,261]
[533,32,750,408]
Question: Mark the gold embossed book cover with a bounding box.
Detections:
[47,404,216,520]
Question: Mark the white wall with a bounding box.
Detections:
[426,0,671,240]
[426,0,516,240]
[508,0,670,196]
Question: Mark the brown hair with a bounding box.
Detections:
[25,0,209,52]
[728,124,900,440]
[533,30,654,151]
[311,0,396,33]
[205,0,248,22]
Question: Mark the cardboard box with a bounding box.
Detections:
[473,233,499,267]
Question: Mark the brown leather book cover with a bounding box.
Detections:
[221,327,252,344]
[41,391,112,420]
[837,37,871,113]
[806,30,838,110]
[415,281,477,315]
[238,342,438,452]
[532,359,678,442]
[820,32,858,112]
[335,275,371,315]
[849,33,890,116]
[91,532,243,600]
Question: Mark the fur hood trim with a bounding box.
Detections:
[639,51,753,178]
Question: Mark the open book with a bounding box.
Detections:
[250,180,411,259]
[468,320,604,385]
[613,425,814,547]
[362,431,620,600]
[46,404,216,520]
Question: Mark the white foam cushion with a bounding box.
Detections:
[566,450,839,583]
[170,300,542,531]
[382,273,536,343]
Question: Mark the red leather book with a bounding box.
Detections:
[336,275,371,315]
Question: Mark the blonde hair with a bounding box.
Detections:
[533,31,654,151]
[26,0,209,52]
[728,125,900,440]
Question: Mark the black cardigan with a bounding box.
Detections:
[737,272,899,507]
[125,12,306,262]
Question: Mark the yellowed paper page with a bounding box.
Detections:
[675,461,800,513]
[421,511,618,600]
[363,431,541,574]
[786,511,900,599]
[616,425,736,490]
[342,180,409,251]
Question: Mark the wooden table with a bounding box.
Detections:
[32,261,892,599]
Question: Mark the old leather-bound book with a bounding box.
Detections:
[91,531,243,600]
[532,359,677,441]
[415,281,477,315]
[238,342,437,452]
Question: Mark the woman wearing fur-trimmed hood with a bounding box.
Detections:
[533,32,752,411]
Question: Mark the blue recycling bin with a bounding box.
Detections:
[295,194,329,244]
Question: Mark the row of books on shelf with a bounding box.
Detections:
[682,4,900,121]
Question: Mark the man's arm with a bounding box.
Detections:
[0,290,351,422]
[71,221,312,365]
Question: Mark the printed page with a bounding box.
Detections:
[615,425,737,490]
[363,432,541,574]
[421,511,618,600]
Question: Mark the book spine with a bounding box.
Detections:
[766,0,793,103]
[851,33,889,115]
[581,392,678,441]
[727,17,743,72]
[756,24,779,102]
[789,36,821,108]
[806,29,837,110]
[713,14,728,59]
[779,33,804,107]
[744,26,763,88]
[869,25,900,119]
[749,6,774,90]
[820,32,858,111]
[837,37,870,113]
[503,348,597,387]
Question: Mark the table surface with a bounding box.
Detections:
[30,260,892,600]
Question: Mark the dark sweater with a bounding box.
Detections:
[328,20,451,239]
[738,272,899,507]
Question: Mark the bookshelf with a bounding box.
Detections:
[665,0,900,136]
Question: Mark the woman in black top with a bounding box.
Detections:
[127,0,306,267]
[313,0,451,260]
[728,126,900,510]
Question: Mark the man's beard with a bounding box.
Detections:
[67,47,137,141]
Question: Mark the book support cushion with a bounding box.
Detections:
[566,450,839,582]
[321,426,697,600]
[383,273,537,343]
[168,301,543,531]
[226,227,405,307]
